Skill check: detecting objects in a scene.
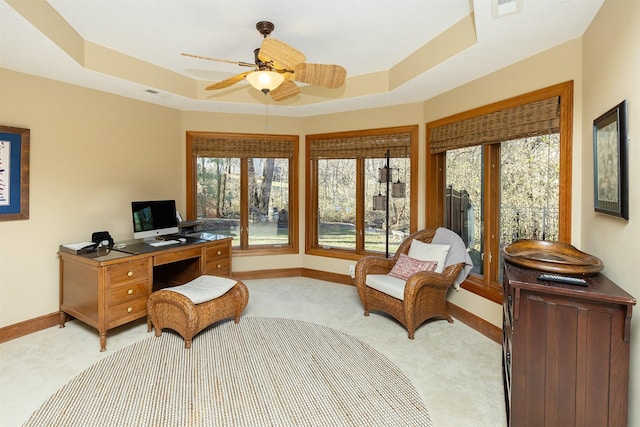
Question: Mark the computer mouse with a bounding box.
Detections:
[178,237,187,243]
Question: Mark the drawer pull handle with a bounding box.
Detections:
[127,307,133,313]
[217,264,221,269]
[127,271,133,277]
[217,250,222,256]
[127,289,134,295]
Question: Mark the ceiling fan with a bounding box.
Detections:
[182,21,347,101]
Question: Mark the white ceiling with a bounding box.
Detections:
[1,0,604,117]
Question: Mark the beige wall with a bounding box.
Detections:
[0,69,182,325]
[582,0,639,424]
[1,4,638,422]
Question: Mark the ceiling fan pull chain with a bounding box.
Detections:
[264,97,269,143]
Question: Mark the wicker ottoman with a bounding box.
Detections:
[147,275,249,349]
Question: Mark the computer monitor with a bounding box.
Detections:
[131,200,179,242]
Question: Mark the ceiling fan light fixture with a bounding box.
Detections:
[246,71,285,94]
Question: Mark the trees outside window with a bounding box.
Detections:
[445,134,560,279]
[426,82,573,302]
[186,132,298,255]
[307,126,418,260]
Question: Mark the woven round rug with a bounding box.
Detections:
[24,317,432,427]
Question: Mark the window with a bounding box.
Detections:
[426,82,573,302]
[186,132,298,255]
[306,126,418,260]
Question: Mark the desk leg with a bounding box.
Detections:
[99,332,107,352]
[59,311,66,328]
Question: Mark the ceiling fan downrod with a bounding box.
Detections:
[254,21,275,71]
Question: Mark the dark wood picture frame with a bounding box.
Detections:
[593,101,628,219]
[0,125,30,221]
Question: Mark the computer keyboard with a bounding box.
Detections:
[148,240,179,247]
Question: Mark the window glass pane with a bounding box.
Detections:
[500,134,560,248]
[446,146,483,275]
[247,158,290,246]
[196,157,240,245]
[317,159,356,249]
[364,157,410,254]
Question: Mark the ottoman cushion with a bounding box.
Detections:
[167,275,237,304]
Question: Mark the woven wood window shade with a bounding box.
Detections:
[429,97,560,154]
[193,137,295,158]
[310,132,412,159]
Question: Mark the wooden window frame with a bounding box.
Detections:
[186,131,299,256]
[306,125,419,261]
[425,81,574,303]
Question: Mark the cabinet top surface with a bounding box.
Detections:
[505,262,636,305]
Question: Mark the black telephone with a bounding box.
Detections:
[92,231,114,248]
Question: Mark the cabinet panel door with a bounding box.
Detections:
[512,294,547,426]
[514,291,624,427]
[541,298,578,427]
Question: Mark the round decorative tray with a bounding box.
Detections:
[502,239,604,276]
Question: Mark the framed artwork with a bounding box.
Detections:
[0,125,30,221]
[593,101,628,219]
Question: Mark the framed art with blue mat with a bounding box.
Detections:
[0,125,30,221]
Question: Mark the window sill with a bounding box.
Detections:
[306,247,375,262]
[233,246,298,257]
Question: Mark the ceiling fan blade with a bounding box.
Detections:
[258,38,306,70]
[270,80,300,101]
[293,63,347,89]
[205,71,253,90]
[181,53,255,68]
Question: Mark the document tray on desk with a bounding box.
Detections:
[59,242,98,255]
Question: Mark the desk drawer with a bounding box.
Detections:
[204,241,231,276]
[206,243,230,260]
[154,247,202,266]
[107,296,147,329]
[106,260,150,285]
[205,258,230,275]
[108,281,148,304]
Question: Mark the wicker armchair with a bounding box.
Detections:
[354,228,465,339]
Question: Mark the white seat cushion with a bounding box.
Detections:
[167,275,237,304]
[366,274,406,301]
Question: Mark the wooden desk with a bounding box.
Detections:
[503,263,635,427]
[59,237,232,351]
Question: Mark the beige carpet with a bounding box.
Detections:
[24,317,432,427]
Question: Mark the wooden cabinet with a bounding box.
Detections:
[59,237,232,351]
[502,263,635,427]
